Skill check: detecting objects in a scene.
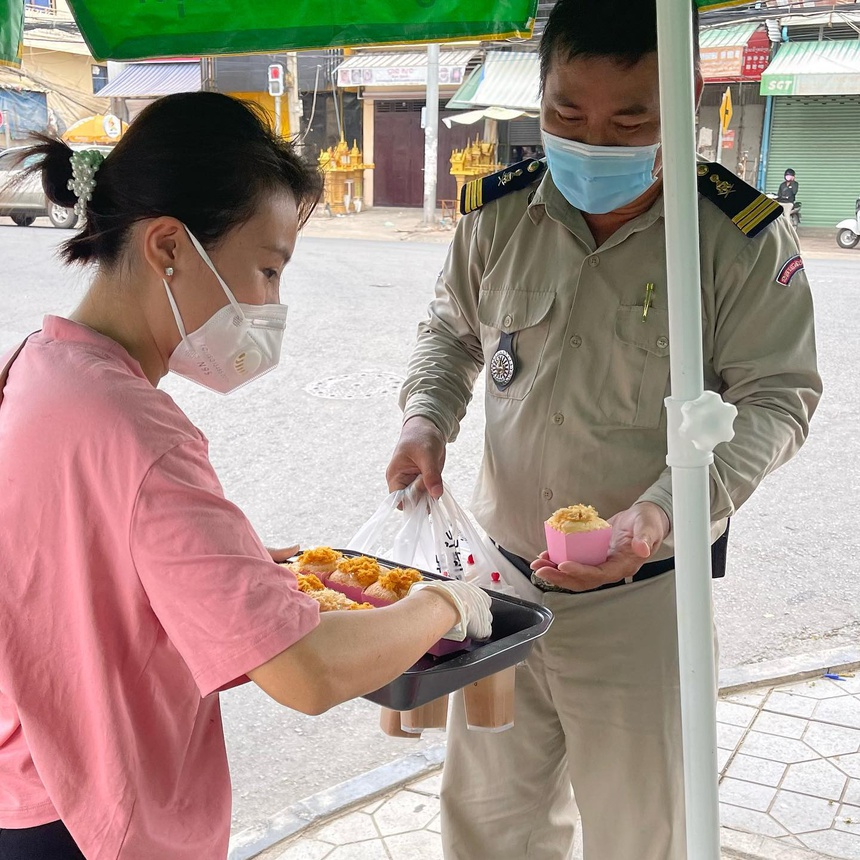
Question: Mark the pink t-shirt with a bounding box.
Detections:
[0,316,320,859]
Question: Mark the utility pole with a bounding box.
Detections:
[423,43,440,225]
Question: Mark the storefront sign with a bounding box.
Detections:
[721,129,735,149]
[742,45,770,79]
[702,46,745,80]
[338,64,464,87]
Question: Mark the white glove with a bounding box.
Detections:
[408,580,493,641]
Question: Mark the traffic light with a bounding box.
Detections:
[268,63,285,97]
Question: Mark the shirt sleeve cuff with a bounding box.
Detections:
[402,400,458,443]
[194,599,320,698]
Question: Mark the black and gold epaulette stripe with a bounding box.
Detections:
[460,158,547,216]
[696,162,782,238]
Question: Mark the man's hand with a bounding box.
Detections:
[530,502,671,592]
[268,545,300,564]
[386,416,447,500]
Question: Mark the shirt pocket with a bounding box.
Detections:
[598,305,671,428]
[477,288,555,401]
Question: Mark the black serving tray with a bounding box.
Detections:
[325,550,553,711]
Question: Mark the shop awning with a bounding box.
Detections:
[97,60,201,98]
[446,51,540,112]
[761,39,860,97]
[335,49,476,88]
[700,24,771,82]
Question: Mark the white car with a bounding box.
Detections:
[0,144,112,229]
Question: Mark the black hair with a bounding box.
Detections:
[19,92,323,266]
[785,169,796,176]
[539,0,700,85]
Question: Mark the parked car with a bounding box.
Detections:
[0,144,112,228]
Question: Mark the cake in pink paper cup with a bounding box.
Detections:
[545,504,612,566]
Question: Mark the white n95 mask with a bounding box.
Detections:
[163,226,287,395]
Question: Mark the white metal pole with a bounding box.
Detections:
[716,124,724,165]
[423,43,440,224]
[655,2,729,858]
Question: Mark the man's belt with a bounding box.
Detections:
[496,521,730,596]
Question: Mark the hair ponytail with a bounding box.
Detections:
[14,92,323,269]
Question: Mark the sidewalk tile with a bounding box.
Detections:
[813,696,860,731]
[771,790,838,833]
[834,754,860,779]
[410,773,442,796]
[275,840,333,860]
[725,690,767,708]
[314,812,379,845]
[718,748,732,773]
[384,829,444,860]
[834,803,860,835]
[426,814,441,834]
[751,711,809,740]
[720,803,788,838]
[777,680,851,701]
[845,779,860,805]
[372,790,440,837]
[717,701,758,728]
[724,754,786,787]
[361,798,387,815]
[718,722,747,750]
[803,722,860,758]
[798,829,860,860]
[327,843,390,860]
[828,676,860,695]
[781,759,848,801]
[765,691,819,719]
[719,778,777,812]
[738,732,818,764]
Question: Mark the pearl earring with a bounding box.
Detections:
[165,267,174,277]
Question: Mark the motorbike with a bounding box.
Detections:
[768,193,802,229]
[835,198,860,249]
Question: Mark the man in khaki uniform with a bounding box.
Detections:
[386,1,822,857]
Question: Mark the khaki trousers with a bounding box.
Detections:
[442,572,708,860]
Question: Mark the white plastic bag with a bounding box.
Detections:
[348,486,542,602]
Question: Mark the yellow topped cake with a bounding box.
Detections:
[329,555,382,590]
[294,547,343,577]
[546,505,610,534]
[364,568,423,603]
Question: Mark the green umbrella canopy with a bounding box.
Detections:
[64,0,538,61]
[1,0,758,66]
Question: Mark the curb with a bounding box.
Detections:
[719,644,860,695]
[227,744,445,860]
[229,646,860,860]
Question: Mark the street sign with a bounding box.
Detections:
[721,129,735,150]
[267,63,284,97]
[719,87,733,133]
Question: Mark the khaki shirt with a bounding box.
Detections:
[401,172,822,562]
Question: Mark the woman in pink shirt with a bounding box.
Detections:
[0,92,491,860]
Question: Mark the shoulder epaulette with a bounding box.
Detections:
[697,162,782,238]
[460,158,547,216]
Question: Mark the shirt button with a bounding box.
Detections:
[569,334,582,348]
[542,488,554,501]
[656,335,669,349]
[587,255,600,268]
[503,314,514,328]
[552,412,565,425]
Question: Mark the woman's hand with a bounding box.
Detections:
[530,502,670,592]
[267,545,300,564]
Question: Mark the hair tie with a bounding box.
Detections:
[68,150,106,218]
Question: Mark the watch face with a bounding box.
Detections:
[491,348,515,389]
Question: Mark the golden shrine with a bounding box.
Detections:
[449,137,502,218]
[318,139,374,215]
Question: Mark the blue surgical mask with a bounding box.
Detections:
[541,130,661,214]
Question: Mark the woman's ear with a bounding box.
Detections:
[141,217,184,280]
